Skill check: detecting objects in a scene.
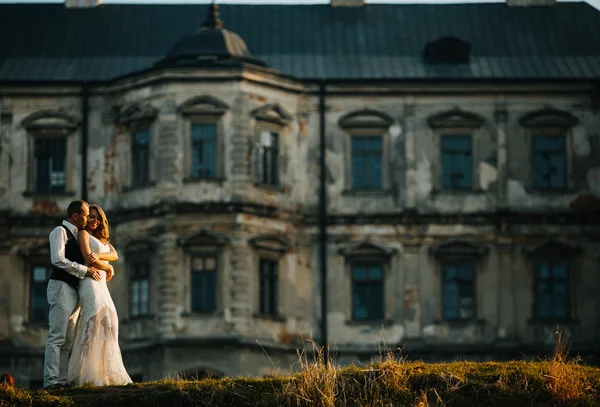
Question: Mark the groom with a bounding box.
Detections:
[43,200,101,389]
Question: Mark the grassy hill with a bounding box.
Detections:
[2,338,599,407]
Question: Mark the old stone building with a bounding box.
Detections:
[1,0,600,388]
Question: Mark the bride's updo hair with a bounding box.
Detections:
[90,204,110,243]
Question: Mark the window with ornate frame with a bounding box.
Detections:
[250,104,293,188]
[338,239,397,323]
[249,234,291,321]
[338,109,394,193]
[179,95,229,182]
[524,238,581,322]
[124,239,155,319]
[429,239,488,323]
[112,102,159,190]
[21,110,78,196]
[427,109,484,192]
[178,229,229,315]
[519,109,577,192]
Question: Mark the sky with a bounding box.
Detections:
[0,0,599,7]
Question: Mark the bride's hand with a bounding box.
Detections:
[86,252,99,264]
[106,265,115,282]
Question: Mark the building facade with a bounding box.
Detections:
[1,0,600,388]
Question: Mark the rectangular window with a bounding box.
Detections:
[30,265,52,324]
[535,262,569,320]
[441,135,472,190]
[351,263,384,321]
[131,129,150,187]
[130,262,150,318]
[34,137,66,194]
[191,123,217,179]
[442,264,475,321]
[259,259,278,317]
[191,255,217,313]
[351,136,382,190]
[532,136,566,190]
[257,131,279,186]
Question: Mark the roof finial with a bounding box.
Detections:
[202,1,224,30]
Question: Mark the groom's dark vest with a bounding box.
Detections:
[49,225,84,289]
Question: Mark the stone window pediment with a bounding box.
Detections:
[178,95,229,117]
[249,234,290,254]
[424,36,471,64]
[430,239,488,260]
[124,239,156,255]
[338,109,394,131]
[21,110,79,134]
[113,102,158,126]
[524,238,581,258]
[338,239,397,258]
[519,109,578,129]
[178,229,229,248]
[427,109,484,129]
[251,104,293,127]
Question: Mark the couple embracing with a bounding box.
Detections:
[43,200,131,389]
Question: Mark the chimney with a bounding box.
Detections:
[65,0,102,8]
[506,0,555,6]
[331,0,365,7]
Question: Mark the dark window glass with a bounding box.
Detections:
[259,259,278,317]
[351,263,384,321]
[535,262,569,320]
[131,129,150,186]
[532,136,566,190]
[441,135,472,190]
[257,131,279,186]
[30,265,52,323]
[130,262,150,318]
[191,123,217,178]
[351,136,382,190]
[191,255,217,313]
[35,137,66,193]
[442,264,475,321]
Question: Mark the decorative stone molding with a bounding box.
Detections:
[124,238,156,254]
[248,234,290,254]
[338,109,394,130]
[424,36,471,64]
[338,238,397,257]
[178,95,229,117]
[518,109,578,128]
[523,238,582,258]
[112,102,158,126]
[178,228,230,248]
[427,108,484,129]
[21,110,79,134]
[429,239,488,260]
[250,104,293,126]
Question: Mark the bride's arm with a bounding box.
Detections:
[78,230,113,273]
[95,243,118,262]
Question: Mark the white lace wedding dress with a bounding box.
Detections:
[67,232,132,386]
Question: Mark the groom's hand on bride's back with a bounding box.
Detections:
[86,266,101,281]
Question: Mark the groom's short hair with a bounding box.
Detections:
[67,200,88,218]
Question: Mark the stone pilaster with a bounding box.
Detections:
[156,229,179,337]
[229,240,252,334]
[230,94,251,202]
[496,243,517,341]
[495,104,509,209]
[156,103,180,201]
[403,101,417,210]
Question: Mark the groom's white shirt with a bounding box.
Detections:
[49,220,88,279]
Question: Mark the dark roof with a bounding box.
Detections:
[1,2,600,83]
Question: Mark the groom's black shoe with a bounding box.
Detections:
[44,384,66,391]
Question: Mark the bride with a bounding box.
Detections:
[67,203,132,386]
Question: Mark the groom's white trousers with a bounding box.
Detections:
[43,280,80,388]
